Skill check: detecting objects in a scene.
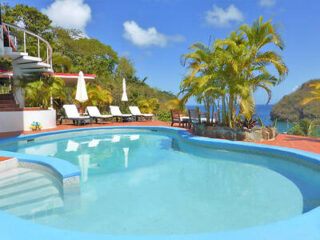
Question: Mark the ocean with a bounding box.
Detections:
[186,104,293,133]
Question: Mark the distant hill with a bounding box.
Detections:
[271,79,320,122]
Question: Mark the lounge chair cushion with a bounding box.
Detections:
[63,104,89,119]
[110,106,132,117]
[129,106,153,117]
[86,106,112,118]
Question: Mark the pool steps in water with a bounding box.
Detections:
[0,160,64,219]
[0,157,18,172]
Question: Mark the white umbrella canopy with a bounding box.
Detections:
[121,78,128,102]
[75,71,88,103]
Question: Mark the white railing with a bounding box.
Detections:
[3,22,52,68]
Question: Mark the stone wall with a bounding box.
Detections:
[192,124,278,142]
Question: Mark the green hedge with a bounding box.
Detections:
[158,111,171,122]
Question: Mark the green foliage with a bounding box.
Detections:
[73,84,112,111]
[273,118,278,128]
[2,4,52,36]
[287,119,317,137]
[52,27,119,77]
[53,55,73,73]
[115,57,136,81]
[2,4,177,113]
[180,16,288,128]
[166,99,186,112]
[0,3,53,70]
[137,98,160,114]
[301,82,320,106]
[0,58,12,70]
[158,111,171,122]
[25,77,66,109]
[271,79,320,122]
[236,117,258,129]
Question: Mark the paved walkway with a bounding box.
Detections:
[258,133,320,154]
[0,121,319,154]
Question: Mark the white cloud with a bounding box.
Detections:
[42,0,91,32]
[206,4,244,28]
[123,21,185,47]
[259,0,276,7]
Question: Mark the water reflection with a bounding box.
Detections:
[65,140,79,152]
[62,134,177,181]
[123,147,129,168]
[130,135,140,141]
[88,139,100,148]
[111,135,121,143]
[24,142,58,157]
[78,154,99,182]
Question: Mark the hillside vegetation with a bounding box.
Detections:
[0,4,177,113]
[271,79,320,122]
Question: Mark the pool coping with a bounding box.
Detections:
[1,126,320,240]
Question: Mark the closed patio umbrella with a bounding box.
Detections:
[75,71,88,103]
[121,78,128,102]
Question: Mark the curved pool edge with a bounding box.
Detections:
[0,126,320,240]
[0,150,81,179]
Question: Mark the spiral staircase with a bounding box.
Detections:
[0,22,53,108]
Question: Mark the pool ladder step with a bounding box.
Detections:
[0,167,64,219]
[0,158,18,173]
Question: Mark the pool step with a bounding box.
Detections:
[0,167,64,219]
[0,157,18,173]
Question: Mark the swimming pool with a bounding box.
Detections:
[0,127,320,239]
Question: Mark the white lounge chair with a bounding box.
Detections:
[62,104,91,125]
[86,106,113,123]
[109,106,132,122]
[129,106,153,121]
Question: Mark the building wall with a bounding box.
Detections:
[0,109,56,133]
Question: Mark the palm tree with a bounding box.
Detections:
[73,83,112,112]
[288,118,316,137]
[25,76,66,109]
[180,42,224,124]
[138,98,160,114]
[53,55,73,73]
[166,99,186,112]
[215,16,288,122]
[301,83,320,105]
[180,16,288,128]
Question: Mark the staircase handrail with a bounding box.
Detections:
[3,22,52,68]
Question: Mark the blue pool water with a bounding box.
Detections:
[1,129,320,235]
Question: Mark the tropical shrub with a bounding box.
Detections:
[138,98,160,114]
[287,119,316,137]
[158,110,171,122]
[73,83,112,112]
[236,117,258,129]
[24,77,66,109]
[166,99,186,112]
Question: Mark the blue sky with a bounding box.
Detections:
[8,0,320,105]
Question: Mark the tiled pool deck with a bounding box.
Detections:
[1,120,319,154]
